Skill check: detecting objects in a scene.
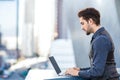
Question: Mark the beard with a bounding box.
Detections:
[86,31,91,35]
[86,25,92,35]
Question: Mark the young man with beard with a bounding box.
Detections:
[65,8,119,80]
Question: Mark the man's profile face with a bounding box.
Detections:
[79,17,92,35]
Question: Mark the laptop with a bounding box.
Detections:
[48,56,83,80]
[49,56,69,76]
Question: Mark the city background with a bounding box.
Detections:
[0,0,120,80]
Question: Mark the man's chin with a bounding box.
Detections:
[86,32,90,35]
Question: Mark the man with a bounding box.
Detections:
[65,8,119,80]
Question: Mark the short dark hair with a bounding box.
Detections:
[78,8,100,26]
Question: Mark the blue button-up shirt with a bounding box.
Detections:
[78,27,116,79]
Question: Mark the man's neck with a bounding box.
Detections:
[93,25,101,33]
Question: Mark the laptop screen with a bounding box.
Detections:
[49,56,61,75]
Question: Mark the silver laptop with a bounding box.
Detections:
[49,56,68,76]
[48,56,82,80]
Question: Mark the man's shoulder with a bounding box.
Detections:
[93,35,109,44]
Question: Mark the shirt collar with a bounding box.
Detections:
[92,27,105,39]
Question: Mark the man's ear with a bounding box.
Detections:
[88,18,94,24]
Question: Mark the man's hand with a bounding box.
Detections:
[65,67,80,76]
[73,67,80,71]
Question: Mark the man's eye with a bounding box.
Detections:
[81,22,84,25]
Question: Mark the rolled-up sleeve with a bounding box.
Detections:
[78,36,111,79]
